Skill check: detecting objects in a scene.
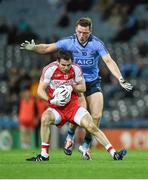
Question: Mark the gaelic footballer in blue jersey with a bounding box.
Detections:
[20,17,133,160]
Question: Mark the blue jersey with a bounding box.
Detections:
[55,34,109,82]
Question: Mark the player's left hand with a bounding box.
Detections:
[119,77,133,91]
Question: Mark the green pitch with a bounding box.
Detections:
[0,149,148,179]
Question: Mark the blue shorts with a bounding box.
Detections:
[84,77,102,97]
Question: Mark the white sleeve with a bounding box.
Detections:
[40,65,57,84]
[72,64,83,83]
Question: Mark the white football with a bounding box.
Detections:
[53,85,72,104]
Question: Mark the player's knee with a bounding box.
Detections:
[41,111,52,126]
[92,113,102,125]
[86,122,98,134]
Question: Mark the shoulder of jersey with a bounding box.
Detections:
[91,34,104,44]
[72,63,82,71]
[43,61,58,71]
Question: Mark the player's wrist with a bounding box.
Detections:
[119,77,125,83]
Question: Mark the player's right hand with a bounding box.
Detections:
[20,39,35,50]
[50,95,67,106]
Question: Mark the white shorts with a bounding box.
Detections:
[46,107,89,126]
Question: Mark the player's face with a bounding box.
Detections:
[59,59,72,73]
[76,25,91,44]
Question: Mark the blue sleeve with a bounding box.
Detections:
[96,41,109,57]
[55,39,69,49]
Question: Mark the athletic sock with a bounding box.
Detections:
[41,143,50,158]
[82,133,92,150]
[105,144,116,157]
[66,127,75,141]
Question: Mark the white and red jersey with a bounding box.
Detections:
[40,61,83,104]
[40,61,86,128]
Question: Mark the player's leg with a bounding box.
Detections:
[79,77,103,158]
[78,111,127,160]
[82,92,103,148]
[86,92,103,126]
[64,123,76,155]
[26,108,60,161]
[40,108,56,158]
[64,93,87,155]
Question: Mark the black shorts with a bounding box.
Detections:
[84,77,102,97]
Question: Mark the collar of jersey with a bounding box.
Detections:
[75,34,92,48]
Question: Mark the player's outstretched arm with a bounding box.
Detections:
[20,39,57,54]
[102,54,133,91]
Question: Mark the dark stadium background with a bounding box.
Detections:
[0,0,148,151]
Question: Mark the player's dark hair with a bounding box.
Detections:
[57,49,73,62]
[76,17,92,30]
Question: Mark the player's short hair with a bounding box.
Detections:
[57,49,73,62]
[75,17,92,30]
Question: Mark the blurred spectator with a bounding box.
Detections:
[16,68,32,92]
[15,26,39,44]
[16,19,30,32]
[30,67,41,97]
[57,11,70,28]
[7,24,18,44]
[66,0,94,12]
[18,88,37,149]
[138,41,148,57]
[47,0,61,9]
[0,16,9,34]
[111,14,139,42]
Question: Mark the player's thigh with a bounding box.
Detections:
[86,92,103,117]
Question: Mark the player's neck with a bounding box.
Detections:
[76,34,90,47]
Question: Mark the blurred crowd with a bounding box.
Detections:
[0,0,148,44]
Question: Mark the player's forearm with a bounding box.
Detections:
[37,88,49,102]
[73,83,86,93]
[33,44,51,54]
[106,59,123,80]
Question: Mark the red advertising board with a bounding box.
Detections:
[76,128,148,150]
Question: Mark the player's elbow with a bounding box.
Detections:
[78,86,86,93]
[82,86,86,92]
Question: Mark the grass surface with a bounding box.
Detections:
[0,149,148,179]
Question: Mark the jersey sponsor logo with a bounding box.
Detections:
[50,79,74,88]
[74,58,94,65]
